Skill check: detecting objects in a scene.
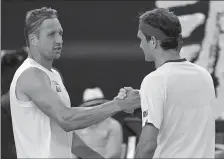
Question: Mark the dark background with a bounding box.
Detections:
[2,0,159,106]
[2,0,214,148]
[1,0,210,106]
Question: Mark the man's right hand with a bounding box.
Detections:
[114,87,141,113]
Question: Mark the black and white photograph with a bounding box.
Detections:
[1,0,224,158]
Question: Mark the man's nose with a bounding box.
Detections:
[55,35,63,44]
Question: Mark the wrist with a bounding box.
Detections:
[111,99,123,112]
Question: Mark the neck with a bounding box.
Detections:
[28,48,53,71]
[154,50,181,69]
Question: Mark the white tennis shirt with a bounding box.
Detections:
[10,58,74,158]
[140,59,216,158]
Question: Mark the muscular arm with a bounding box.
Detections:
[135,74,163,158]
[18,68,122,132]
[135,123,158,159]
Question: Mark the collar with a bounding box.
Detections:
[163,58,187,65]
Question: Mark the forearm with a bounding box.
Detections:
[63,100,122,131]
[135,142,156,159]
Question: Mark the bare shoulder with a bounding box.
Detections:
[52,67,64,82]
[17,67,51,93]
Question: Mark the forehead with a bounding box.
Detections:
[40,18,62,32]
[137,29,144,39]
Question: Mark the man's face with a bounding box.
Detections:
[137,29,154,62]
[36,18,63,60]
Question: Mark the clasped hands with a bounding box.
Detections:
[114,87,141,114]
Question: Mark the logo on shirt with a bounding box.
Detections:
[143,110,148,118]
[52,80,61,92]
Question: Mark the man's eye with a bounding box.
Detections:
[49,32,55,36]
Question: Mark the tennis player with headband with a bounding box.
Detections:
[133,8,216,158]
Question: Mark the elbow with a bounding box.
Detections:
[55,108,83,132]
[58,119,78,132]
[147,142,157,153]
[56,114,78,132]
[61,125,73,132]
[54,107,79,132]
[143,144,157,156]
[136,142,157,158]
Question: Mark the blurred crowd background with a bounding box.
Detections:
[1,0,224,158]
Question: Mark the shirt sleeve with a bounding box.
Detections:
[140,74,165,129]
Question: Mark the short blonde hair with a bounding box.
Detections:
[24,7,58,46]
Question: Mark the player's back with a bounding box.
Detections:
[154,60,216,158]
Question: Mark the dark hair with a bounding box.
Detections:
[140,8,183,50]
[24,7,58,47]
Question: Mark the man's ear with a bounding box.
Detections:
[29,33,38,46]
[150,36,157,49]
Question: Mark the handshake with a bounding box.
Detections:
[113,87,141,114]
